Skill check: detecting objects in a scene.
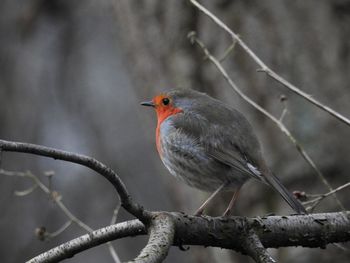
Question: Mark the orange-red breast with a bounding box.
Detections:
[141,89,306,215]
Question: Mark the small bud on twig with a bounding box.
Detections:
[35,226,47,241]
[293,191,307,201]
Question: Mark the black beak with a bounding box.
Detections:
[140,101,155,107]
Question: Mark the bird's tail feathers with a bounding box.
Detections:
[265,172,307,214]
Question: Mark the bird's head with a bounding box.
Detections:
[140,91,184,125]
[141,89,223,126]
[141,88,211,124]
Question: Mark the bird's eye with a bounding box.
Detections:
[162,98,170,105]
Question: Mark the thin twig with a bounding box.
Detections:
[188,32,345,211]
[219,39,237,62]
[279,107,288,123]
[0,169,121,262]
[26,170,93,231]
[14,183,38,196]
[188,0,350,127]
[48,221,73,239]
[279,95,288,123]
[107,202,122,263]
[107,242,121,263]
[303,182,350,211]
[111,203,121,225]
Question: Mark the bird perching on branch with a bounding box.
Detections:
[141,89,306,216]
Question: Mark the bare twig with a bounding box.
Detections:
[14,183,38,196]
[279,95,288,123]
[4,169,93,231]
[108,202,122,263]
[219,39,237,62]
[0,169,121,262]
[108,244,121,263]
[188,0,350,127]
[48,221,73,239]
[303,182,350,211]
[0,139,150,221]
[45,170,54,193]
[35,221,73,241]
[188,32,345,211]
[111,202,121,225]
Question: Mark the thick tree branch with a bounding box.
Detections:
[172,212,350,249]
[28,212,350,262]
[0,139,151,221]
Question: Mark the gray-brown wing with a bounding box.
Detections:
[206,138,263,181]
[172,109,263,181]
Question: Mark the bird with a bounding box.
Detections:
[141,88,306,216]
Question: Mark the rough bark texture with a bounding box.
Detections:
[128,214,175,263]
[28,211,350,263]
[28,220,145,263]
[172,212,350,249]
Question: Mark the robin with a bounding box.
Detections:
[141,89,306,215]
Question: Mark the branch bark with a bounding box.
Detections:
[28,220,145,263]
[172,212,350,249]
[242,230,276,263]
[28,212,350,262]
[127,214,175,263]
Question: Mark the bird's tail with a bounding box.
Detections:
[264,172,307,214]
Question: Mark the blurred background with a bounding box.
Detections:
[0,0,349,262]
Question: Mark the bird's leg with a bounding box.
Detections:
[194,184,225,216]
[223,187,241,216]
